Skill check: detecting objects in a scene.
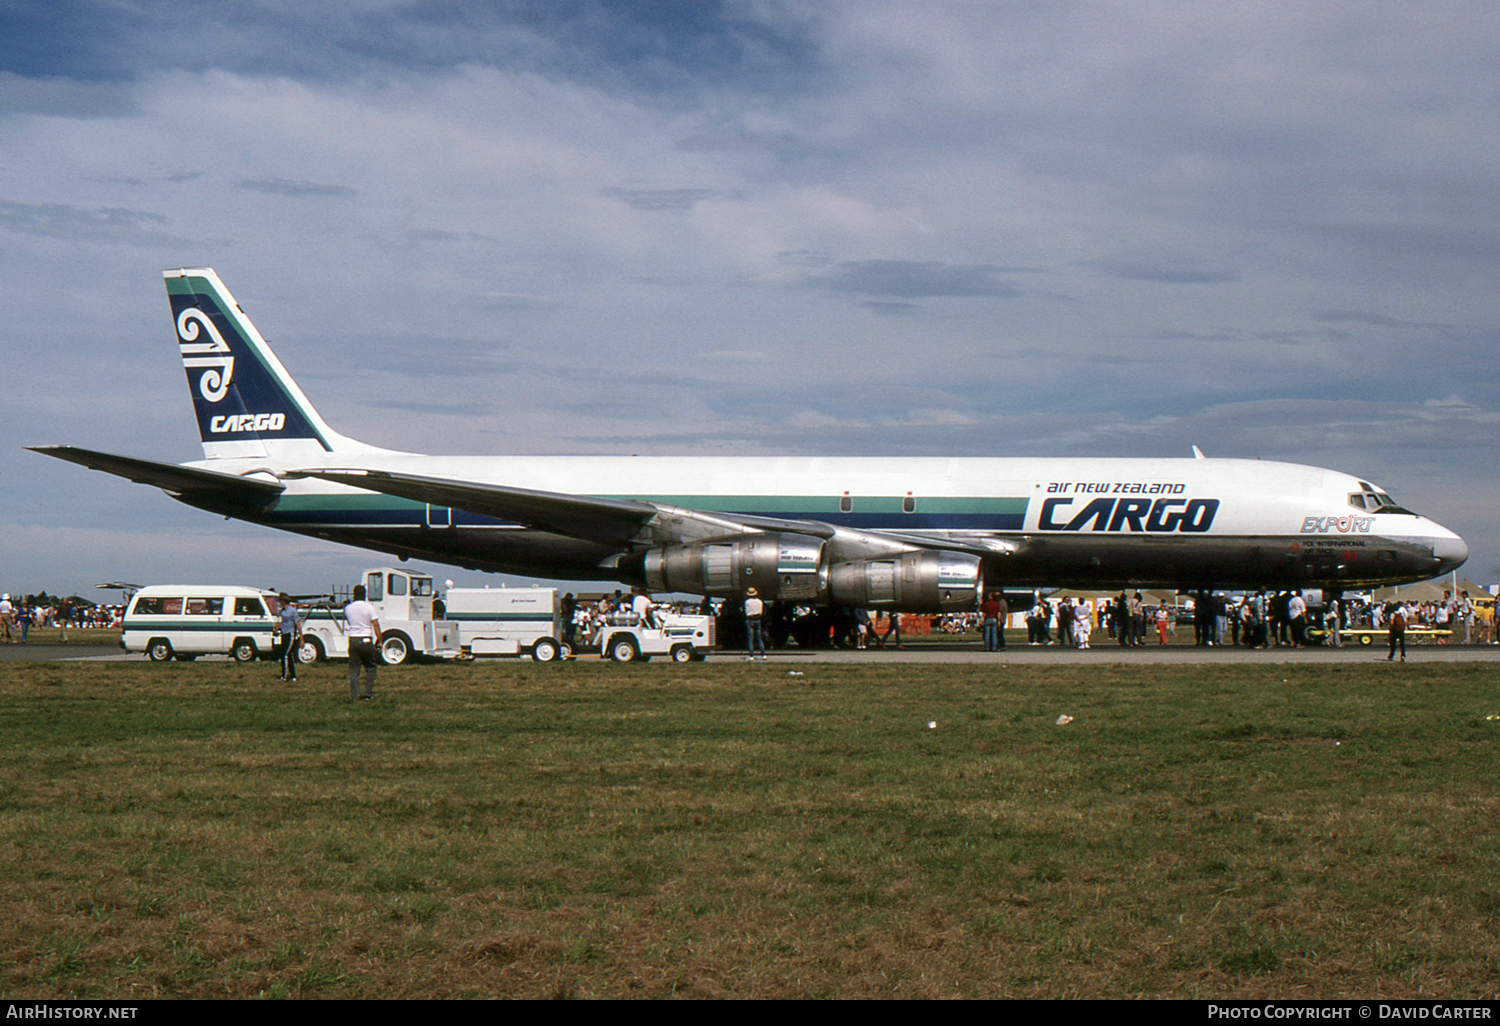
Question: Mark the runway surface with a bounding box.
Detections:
[0,643,127,662]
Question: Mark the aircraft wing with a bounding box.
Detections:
[29,446,284,513]
[287,468,660,545]
[288,467,843,548]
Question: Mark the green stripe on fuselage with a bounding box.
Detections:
[270,492,1028,519]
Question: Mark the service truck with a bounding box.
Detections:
[296,568,708,664]
[298,567,460,665]
[446,585,567,661]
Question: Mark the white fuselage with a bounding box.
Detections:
[189,449,1468,592]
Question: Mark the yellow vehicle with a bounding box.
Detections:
[1306,626,1452,646]
[1476,596,1496,642]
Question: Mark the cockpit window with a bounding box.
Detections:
[1349,488,1416,515]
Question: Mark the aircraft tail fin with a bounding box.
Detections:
[165,268,366,460]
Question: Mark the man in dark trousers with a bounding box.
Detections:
[344,585,381,701]
[560,592,577,655]
[1388,603,1408,662]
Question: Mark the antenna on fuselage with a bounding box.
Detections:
[1191,446,1206,459]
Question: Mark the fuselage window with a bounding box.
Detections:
[840,492,852,513]
[903,493,915,514]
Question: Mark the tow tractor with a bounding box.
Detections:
[584,612,716,663]
[297,567,460,665]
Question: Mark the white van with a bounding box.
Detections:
[123,585,277,662]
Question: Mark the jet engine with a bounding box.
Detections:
[638,535,981,612]
[827,550,981,612]
[642,533,827,601]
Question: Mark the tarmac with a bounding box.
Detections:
[2,641,1498,665]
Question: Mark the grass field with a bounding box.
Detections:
[1,657,1497,999]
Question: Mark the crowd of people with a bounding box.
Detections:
[726,587,1496,654]
[0,594,122,643]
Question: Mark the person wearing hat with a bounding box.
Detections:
[0,594,12,644]
[744,588,766,660]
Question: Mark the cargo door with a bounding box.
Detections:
[425,503,452,528]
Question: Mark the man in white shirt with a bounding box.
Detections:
[344,585,381,701]
[744,588,766,659]
[1287,592,1308,647]
[631,590,657,629]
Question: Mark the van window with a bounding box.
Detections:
[388,574,407,597]
[187,598,223,615]
[134,597,183,616]
[235,598,267,616]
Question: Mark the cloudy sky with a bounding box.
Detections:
[3,0,1497,598]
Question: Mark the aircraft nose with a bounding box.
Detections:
[1432,532,1469,575]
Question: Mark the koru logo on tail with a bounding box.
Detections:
[177,307,235,402]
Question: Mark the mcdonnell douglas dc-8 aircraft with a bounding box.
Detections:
[34,268,1467,612]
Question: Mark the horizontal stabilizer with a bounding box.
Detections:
[286,468,657,545]
[29,446,284,513]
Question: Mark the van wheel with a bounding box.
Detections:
[380,633,411,665]
[670,644,693,663]
[609,637,639,663]
[298,637,325,663]
[147,639,173,662]
[532,638,559,662]
[232,639,258,663]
